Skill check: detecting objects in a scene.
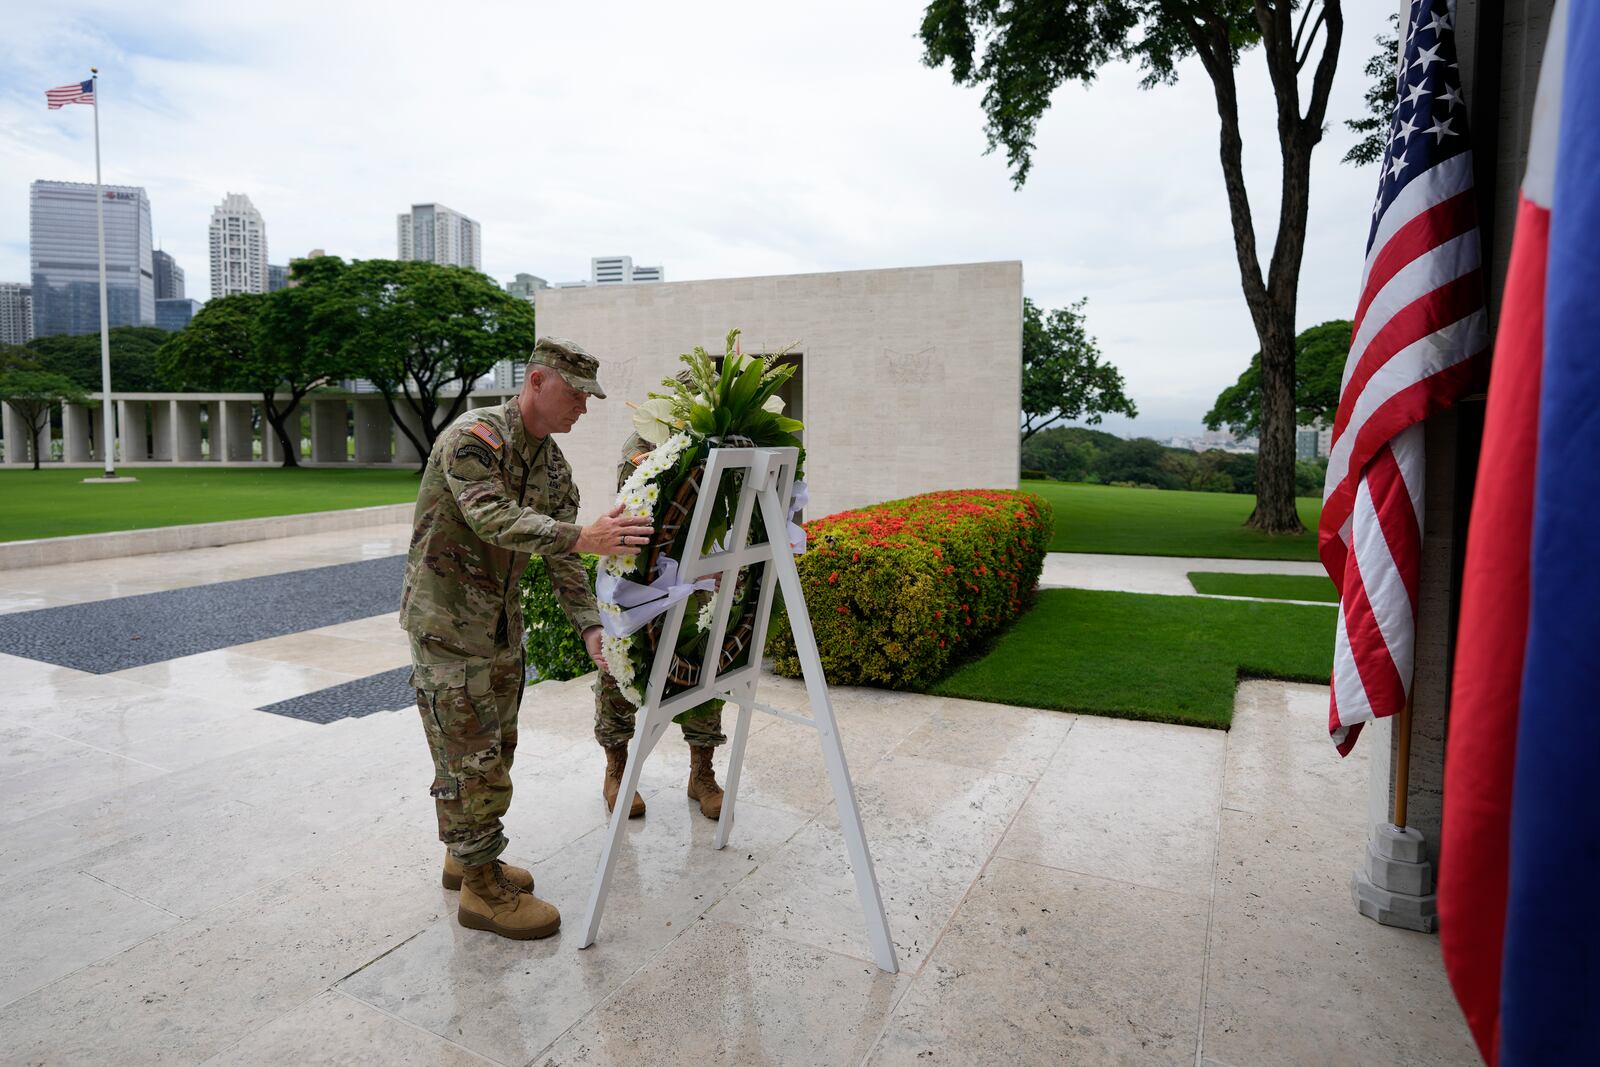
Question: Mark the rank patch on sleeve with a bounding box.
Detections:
[468,423,503,450]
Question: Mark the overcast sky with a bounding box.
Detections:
[0,1,1390,440]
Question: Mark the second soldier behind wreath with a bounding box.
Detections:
[399,337,652,942]
[596,370,728,822]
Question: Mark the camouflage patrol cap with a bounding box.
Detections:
[529,337,606,398]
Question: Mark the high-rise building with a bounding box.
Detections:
[29,180,154,337]
[267,263,288,292]
[397,204,481,270]
[505,273,547,301]
[155,297,201,331]
[209,193,269,298]
[0,283,33,344]
[589,255,665,285]
[152,249,185,300]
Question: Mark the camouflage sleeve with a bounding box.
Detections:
[542,481,600,633]
[442,429,582,555]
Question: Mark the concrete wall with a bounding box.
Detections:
[536,261,1023,522]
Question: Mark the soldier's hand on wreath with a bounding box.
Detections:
[576,504,655,556]
[583,626,608,673]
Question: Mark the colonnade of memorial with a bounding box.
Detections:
[0,390,518,466]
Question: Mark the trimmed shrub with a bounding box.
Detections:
[1020,468,1051,481]
[768,489,1052,689]
[520,553,599,681]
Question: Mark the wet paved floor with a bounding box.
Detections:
[0,527,1473,1066]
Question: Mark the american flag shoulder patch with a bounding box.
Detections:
[468,423,503,450]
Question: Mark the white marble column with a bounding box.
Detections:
[172,401,204,461]
[218,401,255,462]
[310,399,349,463]
[61,403,96,462]
[117,400,149,462]
[353,398,393,463]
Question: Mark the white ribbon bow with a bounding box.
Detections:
[786,480,809,556]
[596,556,717,638]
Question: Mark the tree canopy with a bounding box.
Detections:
[921,0,1344,535]
[1344,14,1400,167]
[25,326,176,392]
[1204,319,1351,437]
[0,369,88,469]
[1021,296,1136,440]
[325,259,537,461]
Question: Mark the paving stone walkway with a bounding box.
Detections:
[0,526,1473,1065]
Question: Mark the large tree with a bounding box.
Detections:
[0,369,88,469]
[1342,13,1399,167]
[921,0,1343,533]
[26,326,174,392]
[1021,296,1137,441]
[326,260,537,466]
[1204,318,1351,437]
[156,292,345,467]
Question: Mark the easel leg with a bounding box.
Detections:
[579,707,667,949]
[713,681,756,851]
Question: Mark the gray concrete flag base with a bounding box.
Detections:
[1352,823,1438,932]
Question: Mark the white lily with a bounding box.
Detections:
[631,397,679,446]
[762,394,785,415]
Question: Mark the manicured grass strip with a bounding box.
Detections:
[1187,571,1338,603]
[1021,480,1321,561]
[931,588,1335,729]
[0,467,420,542]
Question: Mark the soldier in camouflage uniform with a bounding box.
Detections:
[401,337,652,941]
[595,373,728,822]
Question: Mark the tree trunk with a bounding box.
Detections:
[380,389,431,475]
[262,393,301,468]
[1248,318,1304,532]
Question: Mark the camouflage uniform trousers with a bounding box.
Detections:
[593,669,727,749]
[409,633,526,867]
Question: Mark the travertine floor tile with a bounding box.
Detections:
[200,990,498,1066]
[1222,680,1367,819]
[339,798,806,1067]
[892,696,1073,779]
[868,858,1208,1066]
[0,828,442,1066]
[0,870,181,1009]
[998,714,1226,896]
[0,720,169,827]
[535,921,906,1067]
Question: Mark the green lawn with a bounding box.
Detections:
[932,588,1335,729]
[1187,571,1338,603]
[1021,480,1321,561]
[0,468,420,542]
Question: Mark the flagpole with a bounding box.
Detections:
[1392,695,1413,829]
[90,67,116,478]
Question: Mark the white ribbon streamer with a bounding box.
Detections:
[596,556,716,638]
[787,480,809,555]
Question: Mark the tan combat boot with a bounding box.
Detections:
[443,850,533,892]
[603,743,646,818]
[687,745,725,820]
[457,861,560,940]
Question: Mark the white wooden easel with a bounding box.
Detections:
[578,446,898,973]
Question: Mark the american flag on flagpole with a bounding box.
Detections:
[46,79,95,109]
[1320,0,1489,755]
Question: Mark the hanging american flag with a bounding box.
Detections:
[1320,0,1488,755]
[45,79,94,109]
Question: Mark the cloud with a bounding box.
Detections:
[0,0,1389,433]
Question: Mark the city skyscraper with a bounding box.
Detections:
[563,255,666,287]
[505,273,548,301]
[397,203,481,270]
[268,263,288,292]
[209,193,269,298]
[152,249,185,300]
[155,297,200,331]
[0,283,33,344]
[29,180,154,337]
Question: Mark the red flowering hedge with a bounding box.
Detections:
[767,489,1052,689]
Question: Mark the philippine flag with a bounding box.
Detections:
[1440,1,1600,1063]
